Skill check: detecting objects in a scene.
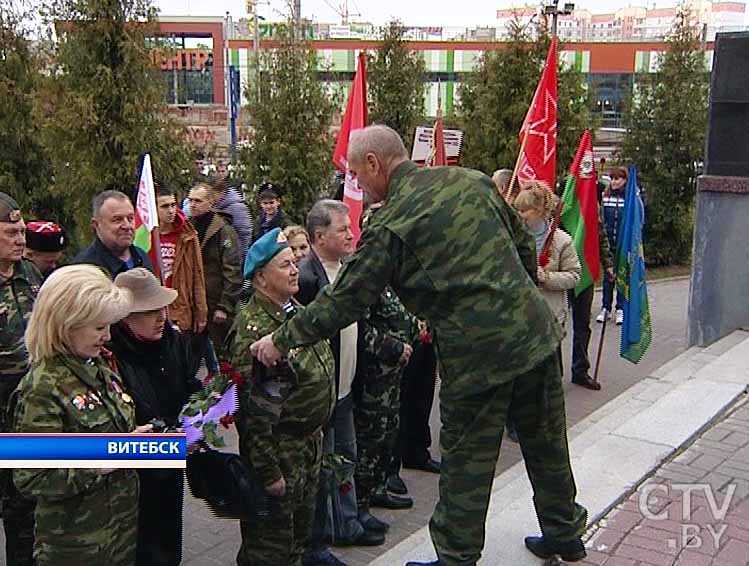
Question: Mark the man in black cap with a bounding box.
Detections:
[24,220,67,278]
[0,191,41,566]
[254,182,288,243]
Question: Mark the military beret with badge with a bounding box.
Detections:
[243,227,289,279]
[0,192,22,223]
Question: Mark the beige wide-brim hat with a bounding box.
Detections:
[114,268,178,313]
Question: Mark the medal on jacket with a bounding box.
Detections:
[109,379,133,404]
[72,395,87,411]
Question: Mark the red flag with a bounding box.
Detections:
[333,52,368,246]
[518,37,558,188]
[426,112,447,167]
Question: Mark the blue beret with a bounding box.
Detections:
[244,228,289,279]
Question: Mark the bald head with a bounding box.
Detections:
[347,125,409,203]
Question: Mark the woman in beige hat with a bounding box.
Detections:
[109,267,206,566]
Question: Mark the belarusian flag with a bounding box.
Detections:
[133,153,162,278]
[560,130,600,295]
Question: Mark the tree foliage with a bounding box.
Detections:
[236,20,338,224]
[367,20,426,151]
[0,4,54,216]
[456,21,592,185]
[619,9,708,266]
[36,0,196,245]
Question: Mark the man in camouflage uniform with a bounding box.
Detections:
[251,125,589,566]
[230,228,336,566]
[0,192,42,566]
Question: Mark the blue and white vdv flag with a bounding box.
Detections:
[0,434,187,469]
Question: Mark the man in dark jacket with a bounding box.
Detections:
[188,182,242,355]
[110,268,205,566]
[216,181,254,254]
[72,190,154,278]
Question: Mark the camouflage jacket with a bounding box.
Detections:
[359,286,420,374]
[230,292,335,486]
[13,354,137,501]
[274,161,562,397]
[0,259,42,423]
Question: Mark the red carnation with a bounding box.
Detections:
[219,414,234,429]
[339,481,353,496]
[231,371,243,386]
[219,361,233,374]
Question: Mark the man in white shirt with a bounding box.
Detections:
[296,200,385,565]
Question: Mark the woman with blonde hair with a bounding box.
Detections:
[12,264,152,566]
[514,182,581,360]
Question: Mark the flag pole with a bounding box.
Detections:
[592,307,608,385]
[504,131,530,203]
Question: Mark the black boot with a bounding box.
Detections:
[524,536,586,562]
[358,506,390,534]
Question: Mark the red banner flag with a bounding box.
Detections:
[333,52,368,246]
[426,112,447,167]
[518,37,558,188]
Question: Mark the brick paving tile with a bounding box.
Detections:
[713,538,749,566]
[614,543,675,565]
[601,557,638,566]
[606,509,646,532]
[673,550,713,566]
[620,532,680,555]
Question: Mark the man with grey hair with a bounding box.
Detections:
[297,199,386,565]
[492,168,513,200]
[72,190,154,278]
[252,124,588,566]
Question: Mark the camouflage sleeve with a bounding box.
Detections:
[12,380,104,501]
[217,225,242,316]
[361,318,404,367]
[273,226,398,353]
[598,204,614,271]
[231,319,288,487]
[501,199,538,282]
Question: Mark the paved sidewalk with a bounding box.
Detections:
[582,399,749,566]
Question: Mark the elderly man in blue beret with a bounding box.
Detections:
[229,228,337,566]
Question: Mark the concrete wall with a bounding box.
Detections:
[688,176,749,346]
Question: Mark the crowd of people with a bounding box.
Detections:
[0,124,634,566]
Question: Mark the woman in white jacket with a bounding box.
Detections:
[514,183,582,342]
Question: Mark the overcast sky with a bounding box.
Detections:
[156,0,748,26]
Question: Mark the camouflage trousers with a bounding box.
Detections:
[0,469,36,566]
[238,432,322,566]
[351,366,402,509]
[430,352,588,566]
[32,469,138,566]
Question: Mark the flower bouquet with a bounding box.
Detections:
[180,362,241,447]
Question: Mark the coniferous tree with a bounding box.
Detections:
[237,19,338,223]
[37,0,196,245]
[367,20,426,151]
[619,8,708,265]
[0,4,54,216]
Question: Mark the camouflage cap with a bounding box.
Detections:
[244,227,289,279]
[0,192,22,223]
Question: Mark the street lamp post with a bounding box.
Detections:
[544,0,575,37]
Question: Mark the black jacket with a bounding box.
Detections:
[107,323,204,426]
[72,237,154,279]
[296,249,364,397]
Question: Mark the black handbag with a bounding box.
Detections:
[185,449,280,522]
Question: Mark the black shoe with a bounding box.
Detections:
[333,530,386,547]
[524,536,587,562]
[303,549,348,566]
[403,458,441,474]
[358,508,389,534]
[386,474,408,495]
[371,491,414,510]
[571,373,602,391]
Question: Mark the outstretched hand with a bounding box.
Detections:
[250,334,282,367]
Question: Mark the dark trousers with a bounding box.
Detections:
[430,353,588,565]
[1,470,35,566]
[568,285,594,380]
[601,274,622,312]
[136,469,184,566]
[390,341,437,473]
